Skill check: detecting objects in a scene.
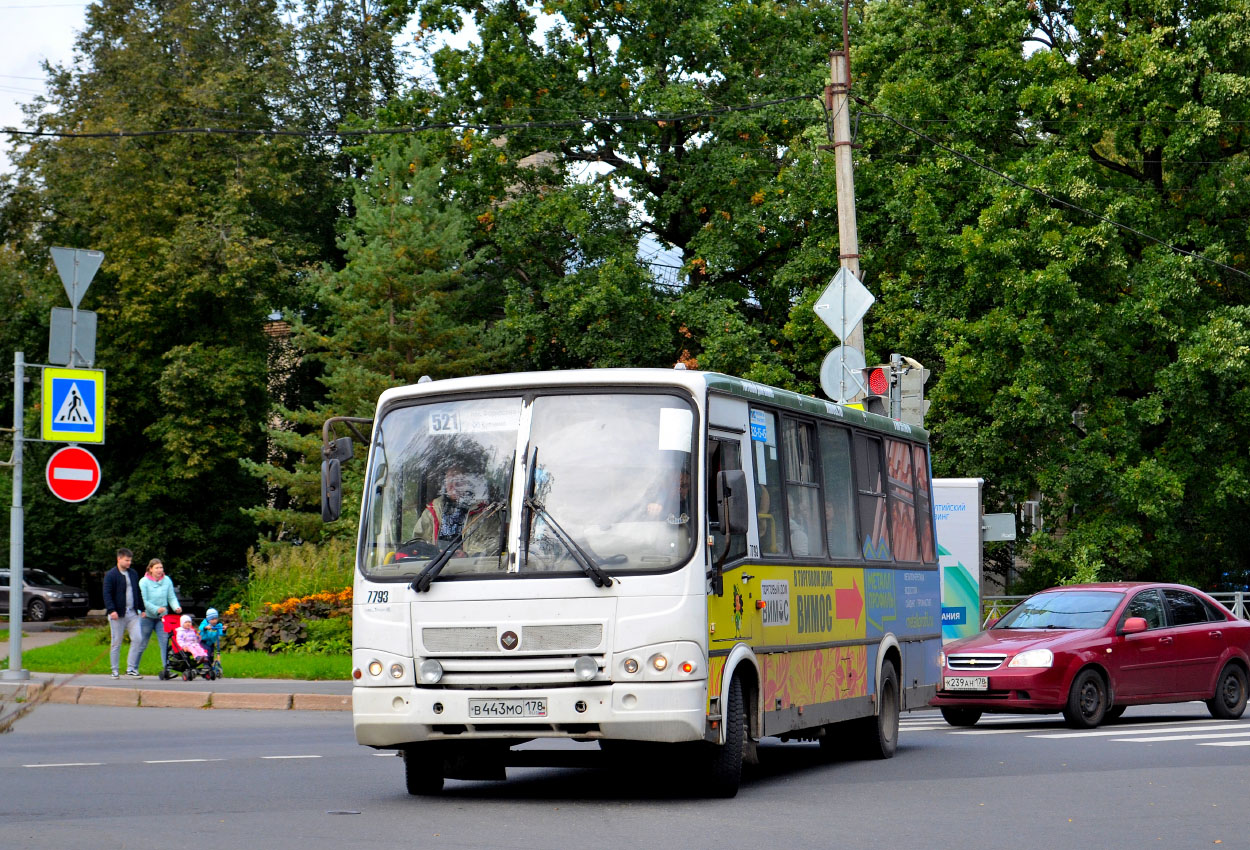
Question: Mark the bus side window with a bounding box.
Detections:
[750,408,786,555]
[854,434,891,560]
[819,424,859,559]
[885,438,920,562]
[707,438,747,563]
[783,418,823,558]
[913,445,936,563]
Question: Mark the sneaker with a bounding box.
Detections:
[125,670,143,679]
[111,671,120,679]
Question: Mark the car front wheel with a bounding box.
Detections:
[1206,664,1248,720]
[940,706,982,727]
[26,598,47,622]
[1063,668,1107,729]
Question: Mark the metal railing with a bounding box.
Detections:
[980,591,1248,629]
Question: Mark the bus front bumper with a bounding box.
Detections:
[354,681,708,748]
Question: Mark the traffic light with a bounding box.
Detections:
[863,365,892,397]
[897,357,930,428]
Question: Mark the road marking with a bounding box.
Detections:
[24,762,104,768]
[1199,741,1250,747]
[144,758,226,764]
[1031,722,1246,740]
[1111,730,1250,743]
[261,755,323,760]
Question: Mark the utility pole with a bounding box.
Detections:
[828,35,863,357]
[2,352,27,681]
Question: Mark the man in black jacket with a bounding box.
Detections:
[103,548,144,679]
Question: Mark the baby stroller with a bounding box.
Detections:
[159,614,221,681]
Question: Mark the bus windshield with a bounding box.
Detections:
[360,391,696,582]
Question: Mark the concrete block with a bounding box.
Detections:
[291,692,351,711]
[78,686,141,707]
[139,689,211,709]
[46,685,83,704]
[210,692,292,711]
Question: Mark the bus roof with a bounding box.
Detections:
[375,368,928,443]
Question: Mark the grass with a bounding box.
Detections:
[0,627,349,680]
[234,538,355,617]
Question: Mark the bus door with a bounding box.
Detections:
[707,431,748,566]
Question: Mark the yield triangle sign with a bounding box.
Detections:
[50,247,104,309]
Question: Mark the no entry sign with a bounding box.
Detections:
[45,446,101,503]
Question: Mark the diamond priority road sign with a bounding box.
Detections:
[45,446,102,503]
[812,267,874,342]
[41,367,106,444]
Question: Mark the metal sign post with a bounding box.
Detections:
[2,352,28,681]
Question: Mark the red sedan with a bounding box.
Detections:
[930,582,1250,728]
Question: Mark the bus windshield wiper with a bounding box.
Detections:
[410,501,506,593]
[524,497,613,588]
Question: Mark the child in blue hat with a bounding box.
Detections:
[198,608,225,650]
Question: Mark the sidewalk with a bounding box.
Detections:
[0,672,352,711]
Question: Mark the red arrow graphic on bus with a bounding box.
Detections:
[836,580,864,627]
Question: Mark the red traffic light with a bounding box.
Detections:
[864,366,890,396]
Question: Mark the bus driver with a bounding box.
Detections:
[412,466,502,556]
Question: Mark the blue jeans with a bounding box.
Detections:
[138,615,172,669]
[108,613,143,674]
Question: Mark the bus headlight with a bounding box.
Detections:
[650,654,669,672]
[418,659,444,684]
[390,663,405,679]
[573,656,598,681]
[622,658,639,674]
[368,660,383,677]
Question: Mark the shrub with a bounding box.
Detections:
[225,538,355,620]
[223,587,351,653]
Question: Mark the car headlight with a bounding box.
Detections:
[1008,648,1054,668]
[45,591,63,599]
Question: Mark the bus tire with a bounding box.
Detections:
[705,676,745,798]
[403,745,445,796]
[857,661,899,760]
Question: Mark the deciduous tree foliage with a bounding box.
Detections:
[0,0,395,596]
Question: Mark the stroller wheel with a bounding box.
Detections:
[181,670,193,681]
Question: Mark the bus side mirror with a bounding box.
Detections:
[717,469,748,536]
[321,458,342,522]
[326,437,354,462]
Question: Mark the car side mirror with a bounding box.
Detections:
[1121,616,1148,635]
[717,470,748,536]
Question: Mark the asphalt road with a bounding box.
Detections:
[1,702,1247,849]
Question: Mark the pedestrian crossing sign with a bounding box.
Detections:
[42,367,106,443]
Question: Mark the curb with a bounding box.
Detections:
[0,681,351,712]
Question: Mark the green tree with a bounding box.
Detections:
[0,0,344,596]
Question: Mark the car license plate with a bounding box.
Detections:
[468,698,548,718]
[944,676,988,692]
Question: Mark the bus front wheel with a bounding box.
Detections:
[403,745,445,796]
[705,676,746,798]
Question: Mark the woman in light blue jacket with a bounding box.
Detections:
[138,558,181,670]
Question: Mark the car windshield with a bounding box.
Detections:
[995,590,1123,630]
[360,391,695,582]
[25,569,64,586]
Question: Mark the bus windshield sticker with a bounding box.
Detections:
[428,410,460,435]
[461,408,522,433]
[657,407,693,453]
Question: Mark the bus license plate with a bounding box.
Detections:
[944,676,988,692]
[468,698,548,718]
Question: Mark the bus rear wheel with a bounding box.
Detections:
[403,745,445,796]
[855,661,899,760]
[704,676,746,798]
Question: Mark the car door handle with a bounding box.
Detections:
[1209,631,1223,639]
[1159,636,1174,645]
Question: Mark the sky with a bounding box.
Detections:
[0,1,86,173]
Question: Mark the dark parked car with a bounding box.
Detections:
[0,568,92,622]
[930,582,1250,729]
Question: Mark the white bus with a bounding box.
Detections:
[322,368,941,797]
